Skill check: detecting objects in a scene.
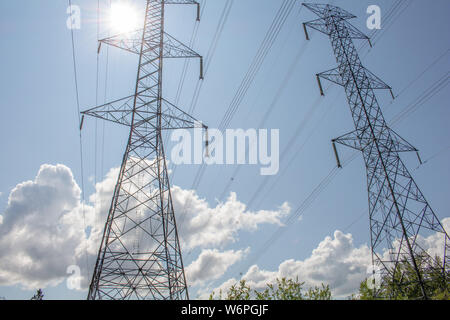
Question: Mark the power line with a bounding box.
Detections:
[187,0,234,115]
[206,6,306,196]
[67,0,90,284]
[168,0,234,183]
[218,27,309,202]
[390,72,450,126]
[391,48,450,101]
[371,0,413,47]
[359,0,406,53]
[174,0,206,105]
[252,88,341,210]
[177,0,297,229]
[189,0,296,193]
[217,0,296,132]
[415,145,450,170]
[188,1,333,280]
[246,92,324,208]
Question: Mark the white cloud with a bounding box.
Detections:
[172,186,290,249]
[0,164,95,290]
[204,230,372,299]
[186,248,249,287]
[0,163,289,291]
[1,162,447,298]
[85,163,291,251]
[207,218,450,299]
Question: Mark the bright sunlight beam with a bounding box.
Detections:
[109,1,140,34]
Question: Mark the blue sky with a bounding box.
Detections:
[0,0,449,299]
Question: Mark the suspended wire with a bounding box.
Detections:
[252,87,341,210]
[217,20,309,202]
[390,72,450,126]
[177,0,297,228]
[359,0,406,53]
[185,3,312,271]
[189,0,296,194]
[231,148,359,277]
[163,1,207,151]
[415,145,450,170]
[245,92,322,208]
[234,165,342,277]
[341,209,368,233]
[184,2,306,263]
[241,3,305,124]
[174,0,206,105]
[390,48,450,101]
[168,0,234,182]
[97,0,112,236]
[187,0,234,115]
[68,0,90,279]
[218,0,296,132]
[93,0,101,241]
[371,0,413,47]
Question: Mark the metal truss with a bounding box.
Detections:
[84,0,206,300]
[303,3,449,299]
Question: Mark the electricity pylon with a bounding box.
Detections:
[302,3,449,299]
[81,0,206,300]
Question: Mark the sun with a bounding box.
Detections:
[109,1,140,34]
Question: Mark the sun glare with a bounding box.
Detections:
[109,1,139,33]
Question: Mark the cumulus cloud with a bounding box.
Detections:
[172,186,290,249]
[85,165,291,252]
[206,220,450,299]
[1,162,447,297]
[186,248,249,287]
[0,164,95,290]
[203,230,372,298]
[0,164,289,291]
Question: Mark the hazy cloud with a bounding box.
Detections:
[186,248,249,287]
[172,186,290,249]
[206,219,450,299]
[0,164,94,290]
[0,164,289,290]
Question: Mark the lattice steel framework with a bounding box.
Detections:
[82,0,206,300]
[303,3,449,299]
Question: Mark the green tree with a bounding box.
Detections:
[209,277,332,300]
[358,255,449,300]
[31,289,44,300]
[305,284,332,300]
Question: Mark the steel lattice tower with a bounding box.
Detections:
[302,3,449,299]
[81,0,206,300]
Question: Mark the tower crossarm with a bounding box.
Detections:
[81,95,207,131]
[99,30,204,79]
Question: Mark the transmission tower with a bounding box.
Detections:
[81,0,206,300]
[302,3,449,299]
